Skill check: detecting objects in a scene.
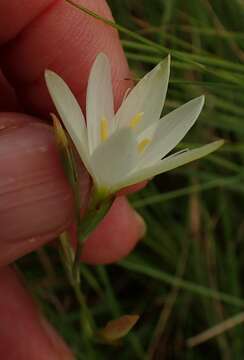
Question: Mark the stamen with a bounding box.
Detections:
[100,117,109,141]
[130,112,144,129]
[138,138,151,153]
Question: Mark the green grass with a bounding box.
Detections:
[19,1,244,358]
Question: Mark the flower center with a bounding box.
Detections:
[100,116,109,141]
[129,112,151,153]
[99,112,150,153]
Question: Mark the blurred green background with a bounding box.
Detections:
[19,1,244,359]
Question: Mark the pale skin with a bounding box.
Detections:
[0,1,145,358]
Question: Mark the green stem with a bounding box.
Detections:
[71,269,94,339]
[58,198,113,346]
[59,233,94,340]
[73,197,114,283]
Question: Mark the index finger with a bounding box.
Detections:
[0,0,132,115]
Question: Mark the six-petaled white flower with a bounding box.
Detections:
[45,53,223,198]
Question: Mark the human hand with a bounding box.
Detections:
[0,1,145,358]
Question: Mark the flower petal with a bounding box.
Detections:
[138,95,205,168]
[115,55,170,133]
[115,140,224,189]
[86,53,114,154]
[90,128,138,190]
[45,70,91,171]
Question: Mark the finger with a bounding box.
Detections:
[0,266,73,359]
[81,197,146,264]
[0,0,132,114]
[0,113,75,266]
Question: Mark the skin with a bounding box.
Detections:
[0,0,146,358]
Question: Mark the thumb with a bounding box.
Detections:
[0,113,75,266]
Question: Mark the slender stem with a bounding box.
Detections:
[72,232,87,283]
[58,199,113,347]
[59,233,94,340]
[69,266,94,339]
[72,197,113,281]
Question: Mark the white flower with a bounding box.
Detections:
[45,53,223,198]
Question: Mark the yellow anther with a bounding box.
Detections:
[138,138,151,153]
[130,112,144,129]
[100,117,109,141]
